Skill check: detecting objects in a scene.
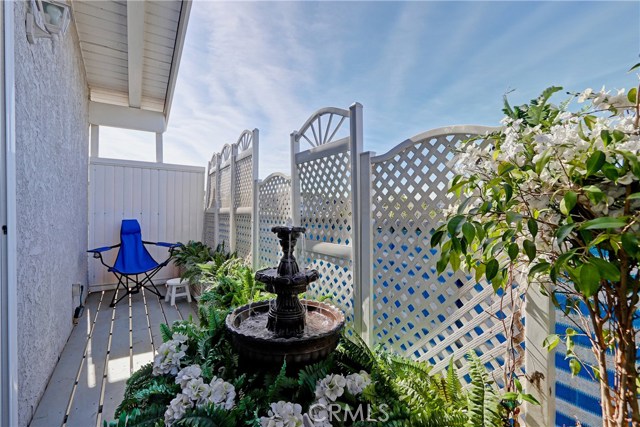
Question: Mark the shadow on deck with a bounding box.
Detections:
[30,288,198,427]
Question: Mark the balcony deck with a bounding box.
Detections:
[30,288,198,427]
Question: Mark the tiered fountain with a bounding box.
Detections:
[225,226,345,366]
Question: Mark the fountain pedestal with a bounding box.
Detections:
[225,226,344,367]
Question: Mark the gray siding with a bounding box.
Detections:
[14,2,89,425]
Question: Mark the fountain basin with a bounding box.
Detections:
[225,299,345,366]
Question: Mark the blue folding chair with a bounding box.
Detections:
[88,219,181,307]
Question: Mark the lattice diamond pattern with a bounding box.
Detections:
[298,152,352,245]
[203,211,216,249]
[218,213,230,249]
[370,132,520,378]
[305,253,354,325]
[219,166,231,209]
[235,156,253,208]
[235,214,252,261]
[258,175,292,268]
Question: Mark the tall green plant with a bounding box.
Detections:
[432,80,640,426]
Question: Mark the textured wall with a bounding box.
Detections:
[13,2,89,425]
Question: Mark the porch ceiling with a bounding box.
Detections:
[71,0,191,132]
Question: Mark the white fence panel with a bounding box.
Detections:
[203,129,258,264]
[88,158,205,289]
[291,104,363,328]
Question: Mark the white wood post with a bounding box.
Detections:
[155,132,163,163]
[213,154,221,248]
[349,103,364,336]
[90,124,99,158]
[290,131,301,226]
[524,281,556,426]
[251,128,260,269]
[358,151,374,346]
[229,143,238,253]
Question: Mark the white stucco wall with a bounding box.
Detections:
[13,3,89,425]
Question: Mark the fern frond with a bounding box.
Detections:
[466,352,504,427]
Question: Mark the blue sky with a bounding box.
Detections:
[101,1,640,178]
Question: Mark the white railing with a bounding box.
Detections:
[88,158,205,289]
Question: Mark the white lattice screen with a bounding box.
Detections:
[257,173,292,268]
[367,127,522,379]
[292,105,362,327]
[204,130,258,263]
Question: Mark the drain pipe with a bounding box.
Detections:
[1,1,19,425]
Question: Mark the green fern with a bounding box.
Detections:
[466,352,505,427]
[159,323,173,343]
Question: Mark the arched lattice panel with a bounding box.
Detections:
[219,145,233,209]
[369,127,521,379]
[235,131,254,209]
[293,106,358,327]
[258,174,291,268]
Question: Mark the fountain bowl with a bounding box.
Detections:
[225,299,345,367]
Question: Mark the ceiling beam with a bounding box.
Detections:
[89,102,166,133]
[127,0,145,108]
[164,0,192,123]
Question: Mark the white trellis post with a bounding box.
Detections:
[212,154,221,247]
[524,281,556,426]
[290,131,301,227]
[251,128,260,269]
[229,143,238,253]
[358,150,374,346]
[349,103,365,336]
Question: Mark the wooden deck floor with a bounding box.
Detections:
[30,288,198,427]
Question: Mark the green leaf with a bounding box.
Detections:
[569,359,582,376]
[498,162,516,176]
[447,215,465,236]
[628,87,638,103]
[543,334,560,351]
[506,211,522,224]
[629,63,640,72]
[508,243,519,261]
[486,259,499,281]
[579,263,601,298]
[589,258,620,282]
[475,263,486,283]
[612,130,626,142]
[584,115,597,130]
[556,223,576,244]
[503,183,513,201]
[431,230,445,248]
[586,151,606,177]
[621,233,640,258]
[600,130,612,147]
[602,163,620,181]
[523,240,536,262]
[561,191,577,215]
[528,261,550,278]
[528,218,538,238]
[581,217,628,230]
[627,192,640,200]
[462,222,476,244]
[520,393,540,406]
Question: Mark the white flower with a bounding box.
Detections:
[315,374,346,402]
[164,393,192,426]
[152,334,189,376]
[345,371,372,395]
[260,401,304,427]
[175,364,202,388]
[182,377,209,402]
[203,377,236,410]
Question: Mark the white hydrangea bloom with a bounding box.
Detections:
[182,377,209,403]
[203,377,236,410]
[345,371,372,395]
[315,374,346,402]
[175,364,202,388]
[164,393,193,426]
[260,401,304,427]
[152,334,189,376]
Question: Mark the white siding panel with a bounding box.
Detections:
[88,159,205,288]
